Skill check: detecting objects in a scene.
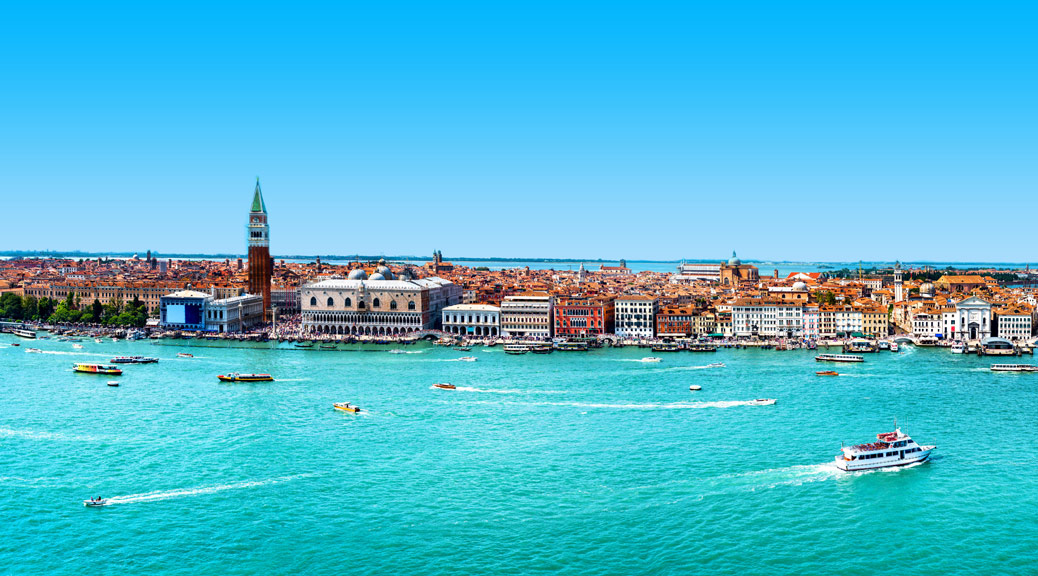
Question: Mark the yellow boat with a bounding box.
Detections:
[73,363,122,375]
[217,373,273,382]
[333,402,360,413]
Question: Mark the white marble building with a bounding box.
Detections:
[442,304,500,337]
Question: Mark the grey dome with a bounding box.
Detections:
[348,269,368,280]
[376,265,394,279]
[728,251,741,266]
[792,281,808,291]
[369,272,386,281]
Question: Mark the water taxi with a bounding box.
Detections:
[432,383,457,390]
[689,385,701,391]
[816,370,839,376]
[748,398,776,406]
[457,356,477,362]
[990,364,1038,372]
[640,357,662,363]
[72,344,84,349]
[73,363,123,375]
[835,425,936,472]
[177,353,194,358]
[815,354,864,363]
[504,343,530,355]
[890,342,900,353]
[94,338,103,344]
[83,497,109,507]
[217,373,274,382]
[333,402,361,413]
[950,341,966,354]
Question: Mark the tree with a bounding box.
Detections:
[91,299,103,322]
[0,292,24,319]
[37,297,56,320]
[22,296,38,320]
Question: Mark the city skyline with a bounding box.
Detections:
[2,4,1037,261]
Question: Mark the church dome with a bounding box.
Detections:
[792,281,808,291]
[728,251,741,266]
[348,269,368,280]
[920,282,934,296]
[369,273,386,281]
[376,265,394,279]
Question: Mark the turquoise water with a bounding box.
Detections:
[3,336,1036,575]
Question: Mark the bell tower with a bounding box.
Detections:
[247,178,272,313]
[893,261,903,302]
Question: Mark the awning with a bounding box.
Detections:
[851,332,865,338]
[706,333,724,338]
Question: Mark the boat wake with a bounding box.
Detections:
[657,364,722,372]
[500,400,775,410]
[28,350,108,358]
[387,350,423,354]
[274,378,311,382]
[102,474,312,506]
[0,427,105,442]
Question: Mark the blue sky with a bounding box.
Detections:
[1,2,1035,261]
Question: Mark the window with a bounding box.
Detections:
[390,301,397,310]
[310,296,317,306]
[327,297,334,306]
[373,298,381,308]
[408,301,416,310]
[345,298,352,307]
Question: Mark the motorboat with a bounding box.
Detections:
[177,353,194,358]
[10,343,18,347]
[950,341,966,354]
[877,341,891,350]
[107,381,119,387]
[640,357,662,363]
[706,362,725,368]
[815,354,864,363]
[111,356,158,364]
[748,398,776,406]
[689,385,701,391]
[816,371,839,376]
[333,402,360,413]
[72,344,84,349]
[388,349,409,354]
[835,424,936,472]
[74,363,122,375]
[26,348,42,353]
[453,346,472,352]
[503,344,530,355]
[432,383,457,390]
[94,338,103,344]
[217,373,274,382]
[990,364,1038,372]
[83,498,109,507]
[890,343,900,353]
[457,356,477,362]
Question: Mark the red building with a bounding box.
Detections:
[553,296,615,337]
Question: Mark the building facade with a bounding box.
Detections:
[206,293,264,333]
[614,295,657,339]
[442,304,500,337]
[300,276,460,336]
[954,296,992,341]
[553,296,615,338]
[500,292,553,339]
[159,290,211,331]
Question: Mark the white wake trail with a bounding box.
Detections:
[104,474,312,505]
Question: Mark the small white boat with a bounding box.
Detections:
[388,349,408,354]
[107,381,119,387]
[706,362,725,368]
[72,344,84,349]
[457,356,477,362]
[689,385,702,391]
[94,338,103,344]
[890,343,900,353]
[83,498,108,507]
[640,357,662,363]
[26,348,43,353]
[748,398,776,406]
[950,341,966,354]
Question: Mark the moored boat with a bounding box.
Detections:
[530,344,553,354]
[651,342,682,352]
[815,354,864,363]
[950,341,966,354]
[835,424,936,472]
[74,363,122,375]
[333,402,360,413]
[217,373,274,382]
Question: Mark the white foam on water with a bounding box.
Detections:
[29,350,109,358]
[274,378,310,382]
[0,427,102,442]
[520,400,773,410]
[104,474,312,505]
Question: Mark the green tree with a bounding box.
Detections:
[37,297,56,320]
[91,299,103,322]
[23,295,38,320]
[0,292,24,319]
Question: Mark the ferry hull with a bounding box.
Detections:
[835,448,934,472]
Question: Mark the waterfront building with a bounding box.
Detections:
[206,293,264,333]
[858,303,889,337]
[732,299,803,338]
[500,292,553,339]
[656,306,715,337]
[159,289,211,330]
[911,309,943,339]
[554,296,615,338]
[300,274,460,336]
[442,304,500,337]
[247,179,272,313]
[994,305,1034,341]
[802,304,819,339]
[614,295,658,339]
[819,306,863,338]
[953,296,992,341]
[271,286,301,314]
[719,252,759,287]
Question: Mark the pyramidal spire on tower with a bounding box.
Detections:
[251,177,266,213]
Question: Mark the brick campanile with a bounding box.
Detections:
[247,178,272,313]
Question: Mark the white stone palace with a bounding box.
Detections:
[301,264,460,336]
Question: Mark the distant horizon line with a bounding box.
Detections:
[0,250,1034,268]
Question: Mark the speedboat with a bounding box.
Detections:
[640,357,662,363]
[84,498,108,507]
[457,356,477,362]
[177,353,194,358]
[835,424,936,472]
[890,343,900,353]
[26,348,42,353]
[73,363,122,375]
[950,341,967,354]
[72,344,84,349]
[748,398,776,406]
[689,385,702,391]
[706,362,725,368]
[107,381,119,387]
[388,349,408,354]
[816,370,839,376]
[10,343,18,347]
[333,402,360,413]
[217,373,274,382]
[94,338,103,344]
[432,383,457,390]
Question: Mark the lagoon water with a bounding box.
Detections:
[3,335,1037,575]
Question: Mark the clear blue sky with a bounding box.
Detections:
[1,2,1035,262]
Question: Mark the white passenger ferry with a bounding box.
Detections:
[815,354,864,363]
[835,425,936,472]
[990,364,1038,372]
